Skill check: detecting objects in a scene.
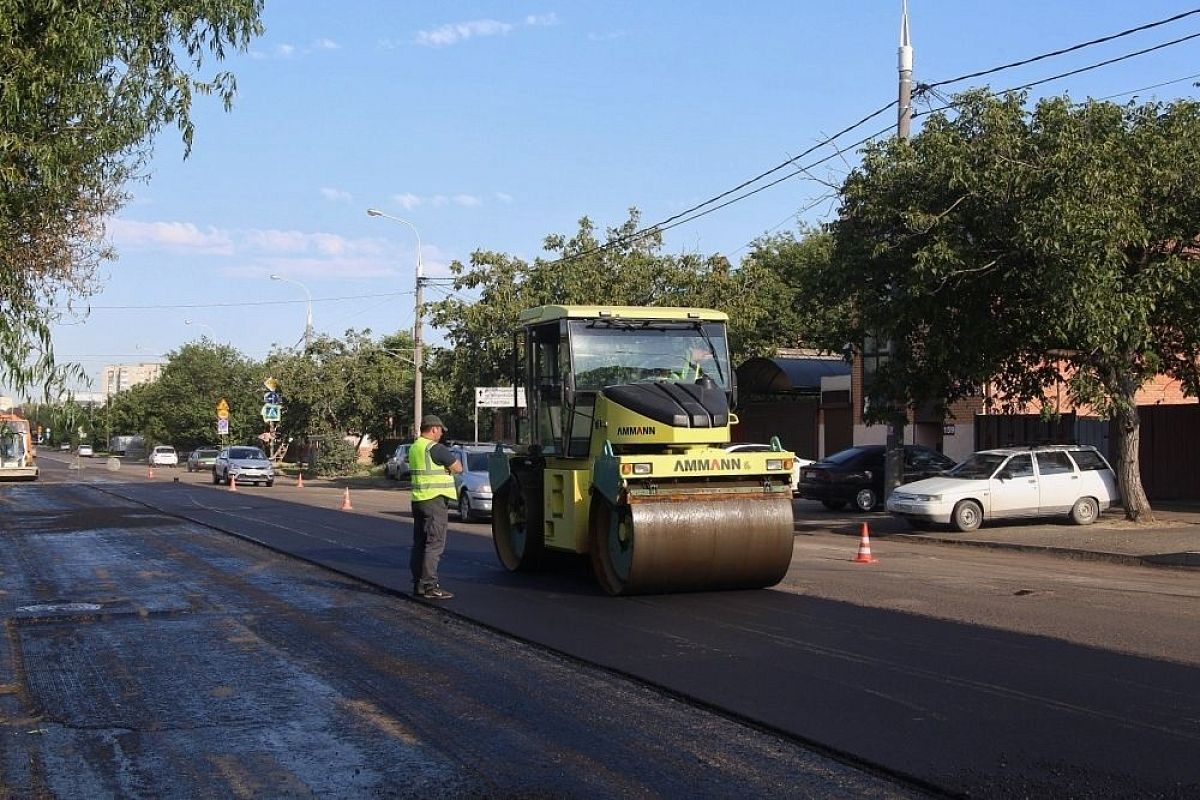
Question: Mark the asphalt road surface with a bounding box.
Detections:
[13,454,1200,798]
[1,464,928,799]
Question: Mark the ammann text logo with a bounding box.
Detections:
[674,457,743,472]
[616,425,656,436]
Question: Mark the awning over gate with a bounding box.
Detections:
[736,357,850,394]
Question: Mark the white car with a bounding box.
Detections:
[77,444,94,457]
[725,443,813,495]
[149,445,178,467]
[886,445,1120,532]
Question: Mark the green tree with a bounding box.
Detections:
[826,91,1200,520]
[104,341,261,450]
[0,0,264,394]
[427,209,793,425]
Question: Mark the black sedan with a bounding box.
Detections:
[797,444,955,512]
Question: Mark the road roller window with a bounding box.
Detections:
[528,322,565,453]
[568,320,732,392]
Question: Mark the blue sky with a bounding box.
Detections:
[46,1,1200,394]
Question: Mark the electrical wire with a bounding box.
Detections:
[86,290,412,311]
[924,7,1200,89]
[1096,71,1200,100]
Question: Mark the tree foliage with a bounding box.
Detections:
[104,340,261,450]
[0,0,264,394]
[823,91,1200,519]
[426,209,796,427]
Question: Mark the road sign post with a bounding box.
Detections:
[473,386,525,442]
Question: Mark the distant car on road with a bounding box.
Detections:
[385,442,413,481]
[77,444,94,457]
[149,445,178,467]
[725,443,813,495]
[213,446,274,487]
[887,444,1119,531]
[798,444,956,512]
[187,447,220,472]
[449,443,515,521]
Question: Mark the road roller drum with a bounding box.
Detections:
[589,492,795,595]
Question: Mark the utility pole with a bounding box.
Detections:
[884,0,913,501]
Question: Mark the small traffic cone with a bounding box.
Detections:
[147,465,155,479]
[228,473,238,492]
[340,487,353,511]
[296,471,304,488]
[853,522,877,564]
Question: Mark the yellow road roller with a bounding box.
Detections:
[489,305,796,595]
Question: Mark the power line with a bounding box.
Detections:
[925,7,1200,89]
[913,30,1200,119]
[1097,70,1200,100]
[85,290,411,311]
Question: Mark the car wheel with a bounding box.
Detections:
[854,488,878,512]
[1070,496,1099,526]
[266,479,274,487]
[821,500,847,511]
[458,490,473,522]
[212,471,220,485]
[951,499,983,532]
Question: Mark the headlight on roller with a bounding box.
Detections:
[766,458,784,471]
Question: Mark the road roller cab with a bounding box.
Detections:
[490,305,797,595]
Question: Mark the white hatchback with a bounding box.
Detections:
[886,445,1120,532]
[149,445,178,467]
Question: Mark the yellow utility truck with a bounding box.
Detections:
[489,305,796,595]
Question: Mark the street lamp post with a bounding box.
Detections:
[269,274,314,350]
[183,318,218,343]
[366,208,425,439]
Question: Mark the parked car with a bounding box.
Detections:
[385,442,413,481]
[725,443,814,495]
[798,444,956,512]
[149,445,178,467]
[448,443,515,521]
[212,446,274,487]
[187,447,220,472]
[886,444,1120,532]
[77,444,94,457]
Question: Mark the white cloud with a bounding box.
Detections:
[417,19,513,47]
[525,13,559,27]
[494,191,514,204]
[274,43,297,58]
[106,219,234,254]
[312,38,340,50]
[391,193,423,210]
[453,194,482,207]
[321,187,353,203]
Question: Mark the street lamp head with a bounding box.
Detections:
[269,274,282,281]
[366,208,383,217]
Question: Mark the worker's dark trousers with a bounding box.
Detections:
[411,496,449,589]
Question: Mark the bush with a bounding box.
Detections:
[309,435,358,477]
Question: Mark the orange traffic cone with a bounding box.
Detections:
[340,487,353,511]
[228,473,238,492]
[296,471,304,488]
[147,465,155,479]
[853,522,878,564]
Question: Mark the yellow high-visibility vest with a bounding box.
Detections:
[409,437,456,501]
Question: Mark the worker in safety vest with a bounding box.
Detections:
[408,414,462,599]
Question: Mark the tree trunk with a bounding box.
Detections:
[1113,398,1152,522]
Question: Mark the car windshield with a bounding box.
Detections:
[230,447,266,460]
[947,453,1007,479]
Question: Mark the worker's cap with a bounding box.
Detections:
[420,414,447,431]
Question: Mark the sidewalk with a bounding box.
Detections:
[794,500,1200,569]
